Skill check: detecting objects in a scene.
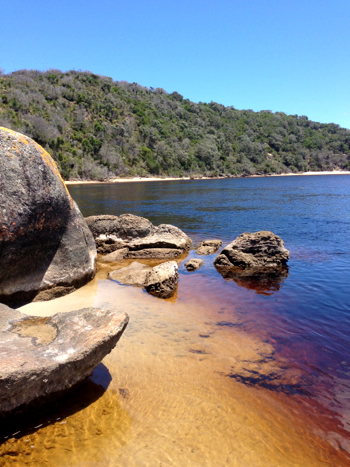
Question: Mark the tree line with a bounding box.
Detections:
[0,68,349,180]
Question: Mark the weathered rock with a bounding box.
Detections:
[98,248,130,263]
[0,127,97,306]
[109,261,178,298]
[145,261,179,298]
[126,248,184,259]
[185,258,204,271]
[214,231,289,269]
[196,239,223,255]
[108,262,151,287]
[86,214,191,258]
[0,303,128,416]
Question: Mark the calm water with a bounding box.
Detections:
[69,175,350,439]
[2,175,349,466]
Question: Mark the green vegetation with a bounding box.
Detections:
[0,69,349,180]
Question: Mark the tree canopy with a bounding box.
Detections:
[0,69,349,180]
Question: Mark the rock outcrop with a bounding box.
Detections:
[0,127,97,306]
[0,303,128,417]
[86,214,191,259]
[196,239,222,255]
[214,231,289,269]
[185,258,204,271]
[109,261,179,298]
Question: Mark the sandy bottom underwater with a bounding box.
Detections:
[0,256,349,466]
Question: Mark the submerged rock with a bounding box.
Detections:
[196,239,222,255]
[214,231,289,269]
[86,214,191,259]
[185,258,204,271]
[109,261,179,298]
[0,127,96,306]
[0,303,128,417]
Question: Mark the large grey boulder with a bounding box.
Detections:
[0,127,97,306]
[109,261,179,298]
[0,303,128,417]
[214,231,289,269]
[86,214,191,259]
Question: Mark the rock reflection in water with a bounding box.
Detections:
[217,266,289,295]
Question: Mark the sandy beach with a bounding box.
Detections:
[64,171,350,185]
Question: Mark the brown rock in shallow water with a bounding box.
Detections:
[86,214,191,257]
[214,231,289,269]
[196,239,223,255]
[185,258,204,271]
[0,127,96,306]
[0,303,128,416]
[109,261,179,298]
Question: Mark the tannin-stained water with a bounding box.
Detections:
[1,175,350,466]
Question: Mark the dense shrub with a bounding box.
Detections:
[0,69,349,180]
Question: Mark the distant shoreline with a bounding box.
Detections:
[65,171,350,185]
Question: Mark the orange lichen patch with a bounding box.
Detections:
[0,127,73,207]
[0,126,30,145]
[32,140,73,204]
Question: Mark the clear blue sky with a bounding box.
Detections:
[1,0,349,128]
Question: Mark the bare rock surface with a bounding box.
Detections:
[109,261,178,298]
[0,303,128,416]
[196,239,223,255]
[185,258,204,271]
[0,127,96,306]
[214,231,289,270]
[127,248,184,259]
[86,214,191,259]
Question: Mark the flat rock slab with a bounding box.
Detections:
[0,303,128,416]
[109,261,178,299]
[86,214,191,258]
[196,239,222,255]
[214,231,289,269]
[185,258,204,271]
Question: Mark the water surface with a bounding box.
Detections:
[1,175,350,466]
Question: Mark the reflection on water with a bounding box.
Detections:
[216,266,289,295]
[1,252,348,465]
[1,176,350,465]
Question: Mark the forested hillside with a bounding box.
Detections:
[0,69,349,180]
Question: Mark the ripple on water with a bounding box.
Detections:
[1,253,348,466]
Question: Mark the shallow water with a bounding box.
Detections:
[1,175,350,466]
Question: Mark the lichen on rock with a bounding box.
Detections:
[0,127,97,306]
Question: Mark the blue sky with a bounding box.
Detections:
[1,0,349,128]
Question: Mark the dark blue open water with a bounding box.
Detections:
[68,175,350,452]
